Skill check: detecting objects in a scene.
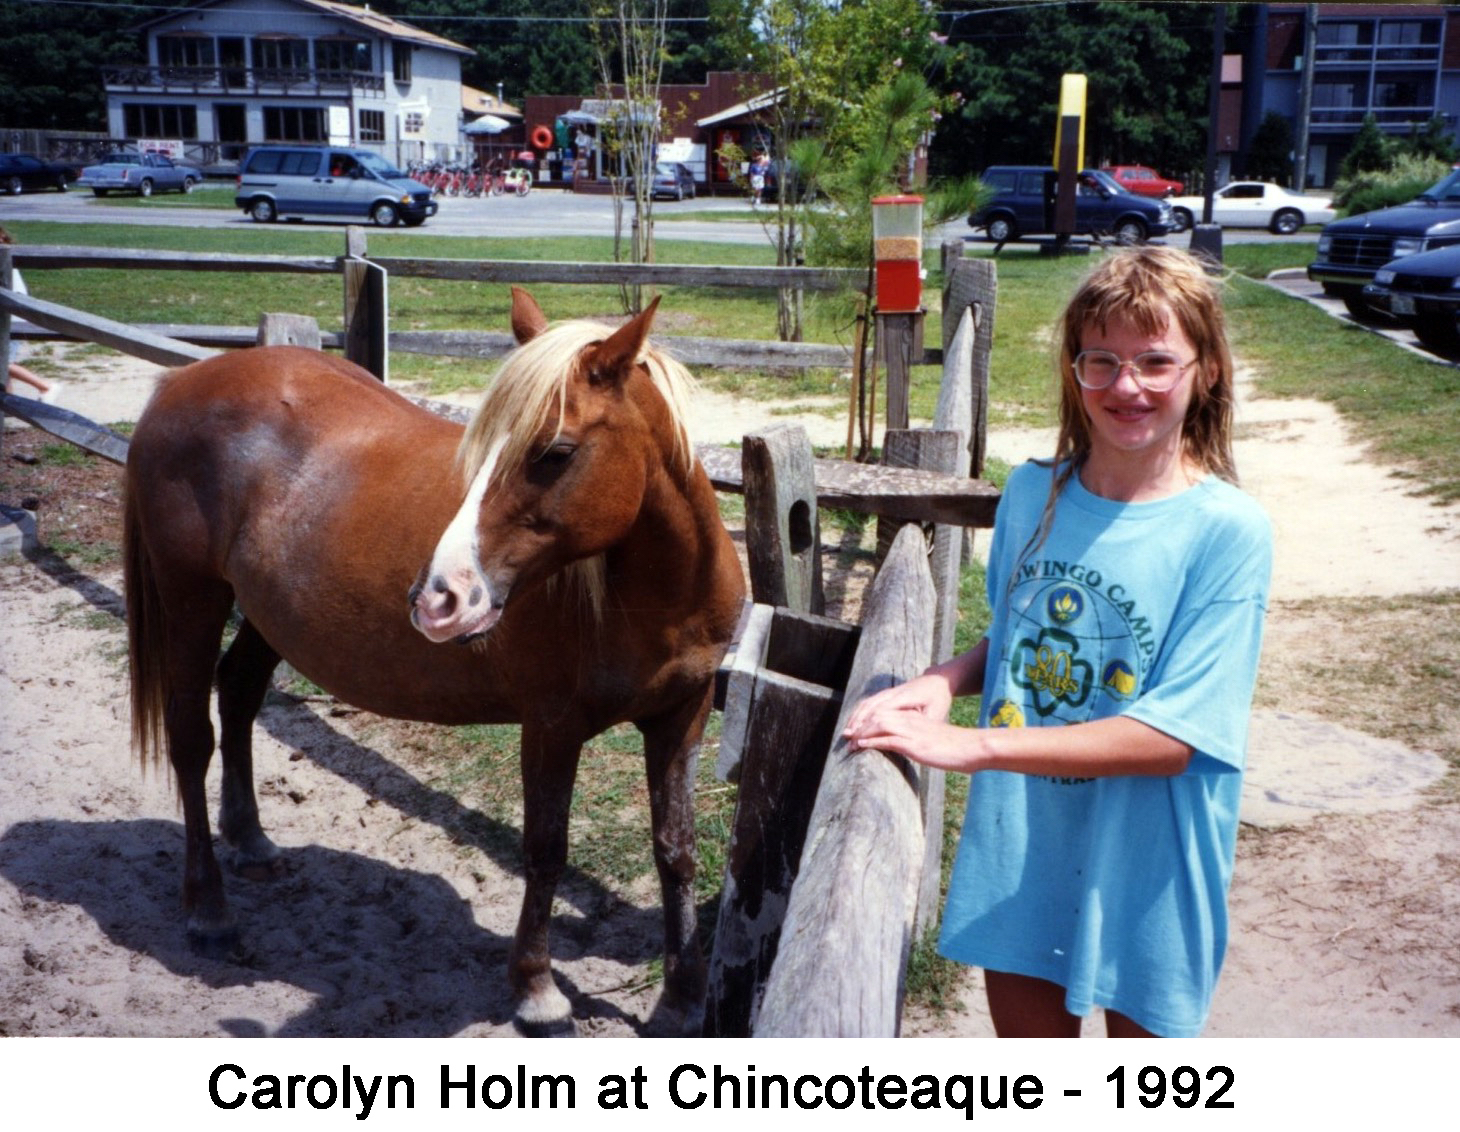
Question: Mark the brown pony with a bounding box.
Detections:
[123,287,746,1032]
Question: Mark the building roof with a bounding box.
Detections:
[137,0,474,57]
[462,85,521,121]
[696,88,787,129]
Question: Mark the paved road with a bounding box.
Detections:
[1,181,1317,251]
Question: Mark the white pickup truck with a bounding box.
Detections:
[78,152,202,197]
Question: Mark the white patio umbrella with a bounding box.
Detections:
[465,114,511,135]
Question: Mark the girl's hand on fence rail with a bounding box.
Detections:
[843,706,980,772]
[842,670,955,740]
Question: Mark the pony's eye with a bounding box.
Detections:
[528,441,577,480]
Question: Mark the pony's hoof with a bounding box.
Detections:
[230,853,285,881]
[513,985,576,1038]
[225,833,283,880]
[186,921,242,962]
[647,987,705,1038]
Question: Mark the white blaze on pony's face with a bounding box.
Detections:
[411,434,508,644]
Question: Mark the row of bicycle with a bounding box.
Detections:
[407,162,532,198]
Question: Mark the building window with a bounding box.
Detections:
[317,38,371,78]
[1374,78,1432,109]
[263,105,327,142]
[124,103,198,139]
[157,34,215,75]
[393,42,412,84]
[359,108,385,142]
[253,36,309,82]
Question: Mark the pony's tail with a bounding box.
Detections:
[124,482,167,774]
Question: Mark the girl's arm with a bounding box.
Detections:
[844,709,1193,778]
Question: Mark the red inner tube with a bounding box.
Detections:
[531,125,553,150]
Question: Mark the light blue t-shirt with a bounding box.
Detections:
[939,460,1272,1037]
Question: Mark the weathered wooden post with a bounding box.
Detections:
[873,427,963,939]
[753,523,936,1036]
[257,312,322,351]
[874,311,924,432]
[741,424,823,614]
[342,227,387,381]
[939,246,997,479]
[1,244,12,466]
[705,601,859,1036]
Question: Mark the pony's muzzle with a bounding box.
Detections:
[409,570,503,644]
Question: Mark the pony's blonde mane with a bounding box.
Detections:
[454,317,699,625]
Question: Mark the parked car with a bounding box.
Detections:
[1308,165,1460,319]
[78,151,201,197]
[631,161,696,201]
[970,166,1175,245]
[235,145,436,227]
[1361,243,1460,359]
[1102,164,1184,198]
[1166,181,1335,235]
[0,153,75,195]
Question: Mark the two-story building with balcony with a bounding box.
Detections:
[99,0,472,169]
[1255,4,1460,186]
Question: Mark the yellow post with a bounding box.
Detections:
[1053,73,1087,170]
[1052,74,1087,243]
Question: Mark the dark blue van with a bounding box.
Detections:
[970,166,1175,244]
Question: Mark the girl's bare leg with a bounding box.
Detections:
[984,969,1081,1038]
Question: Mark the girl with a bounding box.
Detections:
[1,226,57,401]
[843,245,1272,1038]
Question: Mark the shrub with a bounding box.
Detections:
[1333,153,1453,216]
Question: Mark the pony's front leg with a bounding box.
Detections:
[639,688,713,1032]
[510,724,583,1034]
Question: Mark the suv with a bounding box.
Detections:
[970,166,1175,245]
[235,146,437,227]
[1307,166,1460,318]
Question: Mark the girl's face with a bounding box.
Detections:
[1076,309,1200,483]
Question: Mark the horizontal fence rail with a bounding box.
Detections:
[10,242,868,371]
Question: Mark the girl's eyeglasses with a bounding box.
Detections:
[1073,350,1195,392]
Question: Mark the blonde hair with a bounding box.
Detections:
[1016,247,1238,577]
[456,317,696,490]
[1052,244,1237,485]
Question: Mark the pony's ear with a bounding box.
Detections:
[510,287,549,344]
[590,296,660,385]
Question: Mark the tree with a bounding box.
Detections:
[1247,111,1294,186]
[0,0,140,130]
[928,2,1212,180]
[1402,113,1458,166]
[734,0,942,341]
[1339,113,1393,180]
[592,0,672,312]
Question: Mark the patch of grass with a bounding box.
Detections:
[1255,591,1460,776]
[42,537,119,569]
[1221,268,1460,503]
[80,184,237,210]
[38,443,94,468]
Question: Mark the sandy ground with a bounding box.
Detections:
[2,332,1459,1038]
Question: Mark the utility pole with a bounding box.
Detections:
[1294,4,1318,189]
[1191,3,1226,265]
